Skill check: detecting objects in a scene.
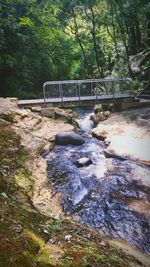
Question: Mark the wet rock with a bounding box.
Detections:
[46,132,150,254]
[90,112,110,126]
[104,150,126,161]
[55,132,85,146]
[92,130,107,141]
[106,134,150,163]
[104,140,111,147]
[92,109,150,163]
[76,157,93,168]
[141,109,150,119]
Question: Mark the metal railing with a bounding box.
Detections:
[43,78,131,106]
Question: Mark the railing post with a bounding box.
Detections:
[112,81,115,103]
[43,78,131,107]
[43,84,46,108]
[59,83,61,99]
[95,82,98,102]
[75,83,77,97]
[78,83,81,104]
[61,84,63,106]
[128,78,132,97]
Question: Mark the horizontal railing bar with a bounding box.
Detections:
[43,78,130,87]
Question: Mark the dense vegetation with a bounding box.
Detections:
[0,0,149,98]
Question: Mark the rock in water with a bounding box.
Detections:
[55,132,85,146]
[90,111,110,126]
[76,157,92,167]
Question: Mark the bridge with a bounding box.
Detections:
[18,78,135,108]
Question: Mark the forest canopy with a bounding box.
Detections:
[0,0,149,98]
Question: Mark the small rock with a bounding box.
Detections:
[104,139,111,147]
[65,234,72,241]
[100,241,106,246]
[11,224,22,233]
[1,192,8,198]
[76,157,92,167]
[43,229,49,234]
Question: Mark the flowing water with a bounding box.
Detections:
[45,108,150,254]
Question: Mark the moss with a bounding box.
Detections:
[0,113,15,123]
[0,193,56,267]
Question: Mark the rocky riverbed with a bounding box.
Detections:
[45,106,150,255]
[0,97,150,266]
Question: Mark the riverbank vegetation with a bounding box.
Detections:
[0,0,149,98]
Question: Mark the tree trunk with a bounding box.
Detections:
[90,7,104,78]
[72,8,93,78]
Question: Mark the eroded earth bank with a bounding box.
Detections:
[0,97,150,267]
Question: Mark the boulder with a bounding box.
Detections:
[55,132,85,146]
[41,107,78,125]
[41,107,63,118]
[92,109,150,164]
[76,157,92,167]
[90,111,110,126]
[31,106,41,113]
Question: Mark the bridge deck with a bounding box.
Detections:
[18,93,131,106]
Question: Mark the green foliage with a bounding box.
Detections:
[0,0,149,98]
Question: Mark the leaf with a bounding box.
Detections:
[19,17,34,27]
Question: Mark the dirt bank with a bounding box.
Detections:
[0,97,74,217]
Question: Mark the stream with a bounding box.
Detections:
[45,108,150,254]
